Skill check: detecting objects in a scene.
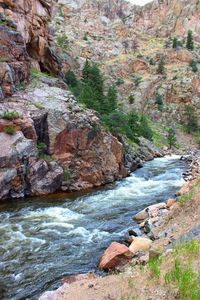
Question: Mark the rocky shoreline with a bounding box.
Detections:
[0,78,164,202]
[39,154,200,300]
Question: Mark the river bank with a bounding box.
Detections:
[39,154,200,300]
[0,155,188,300]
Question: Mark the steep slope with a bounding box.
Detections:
[52,0,200,125]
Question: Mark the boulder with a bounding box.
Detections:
[28,159,63,196]
[99,242,134,271]
[147,203,167,218]
[133,209,148,222]
[166,198,176,208]
[129,237,152,255]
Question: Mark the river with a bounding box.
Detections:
[0,155,187,299]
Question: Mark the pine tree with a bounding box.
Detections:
[172,37,178,49]
[128,109,140,142]
[105,85,118,114]
[64,70,78,87]
[82,61,104,102]
[157,58,165,75]
[78,83,99,112]
[139,115,153,141]
[155,93,163,111]
[167,128,176,149]
[186,30,194,50]
[184,105,198,133]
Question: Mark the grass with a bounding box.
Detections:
[4,126,16,135]
[148,256,162,278]
[34,102,45,110]
[30,68,51,79]
[2,110,20,120]
[164,240,200,300]
[63,169,71,182]
[178,178,200,205]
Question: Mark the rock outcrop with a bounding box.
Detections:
[0,14,29,99]
[0,77,131,200]
[0,0,74,99]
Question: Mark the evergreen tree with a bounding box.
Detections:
[64,70,78,87]
[78,83,99,112]
[80,60,105,112]
[128,109,140,142]
[167,128,176,149]
[129,95,135,104]
[186,30,194,50]
[157,58,165,75]
[172,37,178,49]
[155,93,163,111]
[104,85,118,114]
[189,60,198,73]
[139,115,153,141]
[184,105,198,133]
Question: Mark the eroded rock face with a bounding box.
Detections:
[0,14,29,98]
[0,79,131,200]
[0,0,73,99]
[0,130,63,200]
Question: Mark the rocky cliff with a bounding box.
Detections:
[53,0,200,123]
[0,0,74,99]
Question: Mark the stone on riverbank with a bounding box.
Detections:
[99,242,134,271]
[129,237,152,254]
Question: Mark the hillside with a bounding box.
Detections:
[0,1,200,299]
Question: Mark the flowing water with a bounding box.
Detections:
[0,155,187,300]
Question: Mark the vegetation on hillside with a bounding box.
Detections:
[65,61,153,143]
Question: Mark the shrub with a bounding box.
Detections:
[186,30,194,50]
[189,60,198,73]
[63,169,71,182]
[172,36,178,49]
[83,33,88,41]
[167,128,176,148]
[65,70,78,87]
[128,95,135,104]
[155,93,163,111]
[131,74,142,87]
[116,78,124,86]
[37,142,46,157]
[184,105,198,133]
[149,57,155,65]
[2,110,19,120]
[139,115,153,141]
[157,58,165,75]
[4,126,15,135]
[57,34,70,51]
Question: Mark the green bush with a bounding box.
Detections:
[167,128,176,148]
[116,78,124,86]
[139,115,153,141]
[157,58,165,75]
[155,93,163,111]
[128,95,135,104]
[189,60,198,73]
[184,105,198,133]
[2,110,20,120]
[65,70,78,87]
[186,30,194,50]
[4,126,15,135]
[37,142,46,157]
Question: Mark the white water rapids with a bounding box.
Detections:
[0,155,187,299]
